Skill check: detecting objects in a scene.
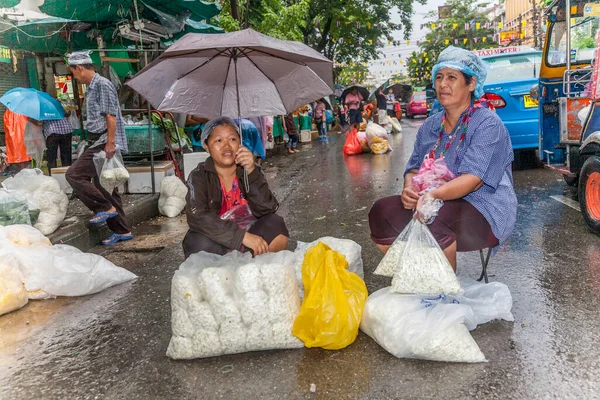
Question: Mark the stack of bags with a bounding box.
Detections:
[361,220,514,363]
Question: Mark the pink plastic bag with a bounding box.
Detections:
[220,204,257,231]
[411,157,456,194]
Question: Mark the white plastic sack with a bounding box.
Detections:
[167,250,303,360]
[2,169,68,235]
[374,219,461,295]
[93,151,130,194]
[0,225,137,298]
[158,176,188,218]
[453,277,514,326]
[390,118,402,133]
[360,287,486,363]
[0,224,51,246]
[294,237,364,296]
[24,122,46,166]
[365,121,389,143]
[0,263,28,316]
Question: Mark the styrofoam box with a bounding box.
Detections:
[51,167,125,194]
[184,152,210,180]
[126,161,175,193]
[300,129,312,143]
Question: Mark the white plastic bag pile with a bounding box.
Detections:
[294,236,364,297]
[2,168,68,235]
[158,176,188,218]
[390,117,402,133]
[360,278,514,363]
[365,122,392,154]
[167,250,304,360]
[93,151,130,194]
[0,224,137,315]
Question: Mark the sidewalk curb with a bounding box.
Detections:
[48,194,159,251]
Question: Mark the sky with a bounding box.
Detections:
[366,0,447,84]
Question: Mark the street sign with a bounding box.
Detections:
[0,46,11,63]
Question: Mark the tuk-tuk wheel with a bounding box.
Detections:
[578,155,600,234]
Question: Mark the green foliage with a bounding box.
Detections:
[219,0,425,65]
[336,63,369,86]
[406,0,499,86]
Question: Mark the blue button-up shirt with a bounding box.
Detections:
[42,117,73,137]
[85,73,128,153]
[405,107,517,251]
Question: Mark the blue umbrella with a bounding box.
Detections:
[0,88,66,121]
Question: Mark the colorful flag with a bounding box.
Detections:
[445,39,449,44]
[463,38,468,44]
[476,23,480,29]
[464,23,469,30]
[453,23,458,30]
[454,39,459,44]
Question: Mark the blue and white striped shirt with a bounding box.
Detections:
[405,106,517,250]
[85,73,128,153]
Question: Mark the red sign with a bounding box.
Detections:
[592,28,600,100]
[473,46,533,57]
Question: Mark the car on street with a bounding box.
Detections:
[405,92,428,118]
[479,48,542,151]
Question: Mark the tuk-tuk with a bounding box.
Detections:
[535,0,600,233]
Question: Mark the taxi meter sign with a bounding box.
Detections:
[473,46,534,57]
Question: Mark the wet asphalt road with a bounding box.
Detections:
[2,118,600,399]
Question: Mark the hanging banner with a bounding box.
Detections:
[0,46,11,63]
[500,31,519,45]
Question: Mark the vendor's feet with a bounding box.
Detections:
[102,232,134,246]
[287,148,295,154]
[89,210,119,225]
[292,148,300,153]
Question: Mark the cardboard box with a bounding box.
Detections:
[183,152,210,180]
[126,161,175,193]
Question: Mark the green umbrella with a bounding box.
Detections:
[0,0,20,7]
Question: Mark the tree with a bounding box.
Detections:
[218,0,425,65]
[406,0,498,86]
[336,62,369,87]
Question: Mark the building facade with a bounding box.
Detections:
[502,0,544,49]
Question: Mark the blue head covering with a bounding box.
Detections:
[431,46,488,98]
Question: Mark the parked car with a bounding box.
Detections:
[479,49,542,151]
[405,92,428,118]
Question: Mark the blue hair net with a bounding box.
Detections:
[431,46,488,98]
[200,116,239,145]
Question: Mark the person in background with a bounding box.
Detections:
[43,114,73,173]
[344,88,363,131]
[376,88,388,125]
[337,102,348,133]
[183,117,288,259]
[284,112,300,154]
[386,88,396,118]
[2,110,30,173]
[313,99,328,142]
[64,50,133,246]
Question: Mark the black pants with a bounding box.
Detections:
[182,213,289,259]
[46,133,72,172]
[65,145,130,234]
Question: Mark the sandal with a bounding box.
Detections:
[102,233,134,246]
[89,211,119,225]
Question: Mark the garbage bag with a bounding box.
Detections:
[0,225,137,298]
[453,277,514,326]
[2,169,66,235]
[412,156,456,194]
[343,129,363,156]
[356,131,370,152]
[366,122,392,153]
[294,237,364,297]
[374,219,461,295]
[0,262,28,316]
[360,287,486,363]
[167,250,303,360]
[220,204,257,231]
[158,176,188,218]
[390,118,402,133]
[292,243,368,350]
[93,151,129,194]
[2,109,29,164]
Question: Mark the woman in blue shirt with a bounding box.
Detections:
[369,46,517,271]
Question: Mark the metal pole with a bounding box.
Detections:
[566,0,572,73]
[233,53,249,192]
[133,0,155,194]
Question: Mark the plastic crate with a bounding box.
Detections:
[125,125,166,153]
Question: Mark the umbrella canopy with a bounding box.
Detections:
[334,83,345,98]
[0,88,66,120]
[127,28,334,119]
[384,83,413,103]
[340,85,370,104]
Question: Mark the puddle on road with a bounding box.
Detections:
[101,247,165,269]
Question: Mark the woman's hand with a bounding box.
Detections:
[235,146,255,174]
[243,232,269,256]
[401,185,420,210]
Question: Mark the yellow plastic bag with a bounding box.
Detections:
[292,242,368,350]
